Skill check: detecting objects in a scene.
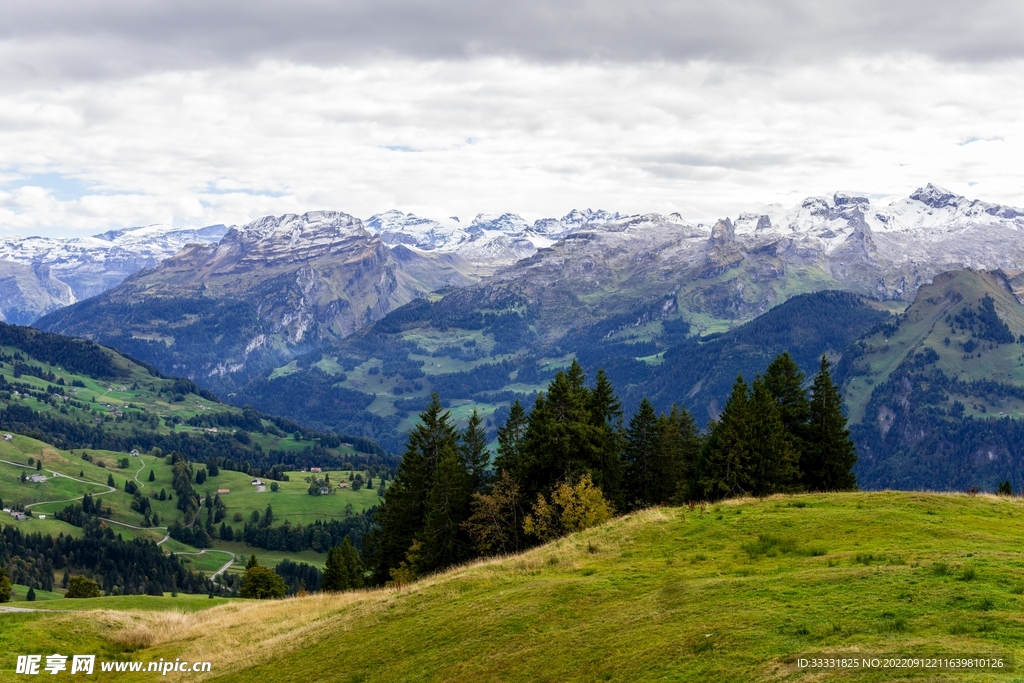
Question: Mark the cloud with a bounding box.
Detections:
[0,0,1022,84]
[0,56,1021,236]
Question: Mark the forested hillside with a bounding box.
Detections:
[237,290,890,452]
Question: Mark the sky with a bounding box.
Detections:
[0,0,1022,237]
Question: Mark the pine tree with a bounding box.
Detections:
[246,553,258,569]
[26,586,36,601]
[107,474,115,487]
[588,368,626,507]
[493,400,528,476]
[420,444,473,572]
[519,361,619,504]
[657,404,702,502]
[698,376,752,501]
[322,544,349,591]
[622,398,660,509]
[148,469,155,482]
[746,376,800,495]
[805,355,857,491]
[364,394,461,583]
[763,352,811,472]
[461,409,491,494]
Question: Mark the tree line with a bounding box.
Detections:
[363,352,856,584]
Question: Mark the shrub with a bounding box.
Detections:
[66,576,101,599]
[238,565,287,599]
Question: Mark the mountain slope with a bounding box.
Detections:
[840,270,1024,490]
[238,290,890,451]
[9,492,1024,682]
[36,212,478,393]
[0,224,228,321]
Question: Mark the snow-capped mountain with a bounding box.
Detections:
[0,223,228,323]
[481,184,1024,335]
[363,208,621,269]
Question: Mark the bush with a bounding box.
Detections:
[0,567,11,603]
[66,575,101,598]
[238,565,286,599]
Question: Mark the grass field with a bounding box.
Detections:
[1,432,380,574]
[6,491,1024,681]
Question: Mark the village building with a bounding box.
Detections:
[309,467,322,473]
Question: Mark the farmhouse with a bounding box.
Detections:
[130,449,140,457]
[217,488,230,494]
[251,479,263,486]
[28,473,47,483]
[3,433,12,441]
[309,467,322,473]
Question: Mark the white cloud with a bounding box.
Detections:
[0,56,1022,236]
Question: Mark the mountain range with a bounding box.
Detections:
[18,183,1024,489]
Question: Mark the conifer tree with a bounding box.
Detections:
[461,409,491,494]
[746,376,800,496]
[364,394,460,583]
[148,469,155,482]
[519,361,622,504]
[763,352,811,470]
[622,398,660,509]
[420,444,473,572]
[322,543,349,591]
[657,404,702,502]
[805,355,857,491]
[493,400,528,476]
[698,376,751,501]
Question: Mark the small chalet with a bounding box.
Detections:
[309,467,322,473]
[130,449,140,457]
[319,486,330,495]
[11,511,27,521]
[251,479,263,486]
[28,473,47,483]
[3,433,12,441]
[339,482,348,488]
[38,515,45,520]
[217,488,230,494]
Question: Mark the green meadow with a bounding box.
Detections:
[5,492,1024,682]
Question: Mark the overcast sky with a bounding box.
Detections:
[1,0,1022,236]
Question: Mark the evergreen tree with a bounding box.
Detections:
[323,537,365,591]
[763,352,812,469]
[26,586,36,601]
[246,553,258,569]
[746,376,800,496]
[461,409,491,494]
[805,355,857,491]
[106,473,115,487]
[622,398,660,509]
[0,568,11,603]
[518,361,622,505]
[420,444,473,572]
[493,400,528,476]
[148,469,155,482]
[657,404,702,503]
[364,394,460,583]
[698,376,752,501]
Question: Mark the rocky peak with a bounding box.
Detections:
[909,183,962,210]
[223,211,368,248]
[709,218,735,247]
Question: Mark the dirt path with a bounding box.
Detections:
[171,549,237,578]
[0,457,116,510]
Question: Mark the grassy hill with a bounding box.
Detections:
[0,322,392,589]
[3,491,1023,681]
[838,270,1024,490]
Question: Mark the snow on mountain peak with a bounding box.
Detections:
[226,211,366,247]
